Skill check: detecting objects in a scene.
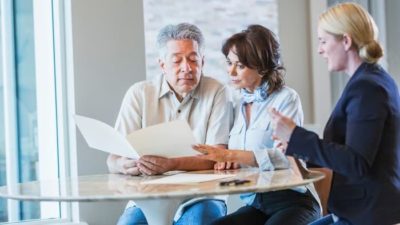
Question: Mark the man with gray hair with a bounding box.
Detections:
[108,23,232,225]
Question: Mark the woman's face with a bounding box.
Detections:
[226,48,262,92]
[317,28,348,72]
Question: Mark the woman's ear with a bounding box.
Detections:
[342,33,353,51]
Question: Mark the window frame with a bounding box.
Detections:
[1,0,81,223]
[1,0,20,221]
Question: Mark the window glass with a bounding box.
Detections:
[0,12,8,222]
[13,0,40,220]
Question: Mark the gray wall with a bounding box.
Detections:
[386,0,400,83]
[70,0,145,224]
[278,0,314,123]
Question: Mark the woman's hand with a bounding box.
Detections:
[269,108,297,142]
[214,162,241,170]
[193,144,257,167]
[276,141,288,154]
[192,144,232,162]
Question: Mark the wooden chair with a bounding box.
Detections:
[288,157,332,215]
[309,167,332,215]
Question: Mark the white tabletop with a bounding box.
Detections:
[0,168,324,202]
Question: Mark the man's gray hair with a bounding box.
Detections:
[157,23,205,59]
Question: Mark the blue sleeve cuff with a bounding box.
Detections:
[253,149,289,171]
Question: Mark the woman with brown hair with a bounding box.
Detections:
[193,24,321,225]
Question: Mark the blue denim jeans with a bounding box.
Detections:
[308,214,352,225]
[117,199,226,225]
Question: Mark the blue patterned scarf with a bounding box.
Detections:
[241,82,269,103]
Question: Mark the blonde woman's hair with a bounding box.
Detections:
[319,2,383,63]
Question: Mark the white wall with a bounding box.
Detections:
[278,0,330,126]
[278,0,313,123]
[70,0,145,224]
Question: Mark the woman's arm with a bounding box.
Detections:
[192,144,258,167]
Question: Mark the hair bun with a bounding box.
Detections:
[359,40,383,63]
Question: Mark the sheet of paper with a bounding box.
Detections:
[125,120,198,158]
[74,115,140,159]
[141,173,237,184]
[75,115,198,159]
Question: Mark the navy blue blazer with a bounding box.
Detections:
[287,63,400,225]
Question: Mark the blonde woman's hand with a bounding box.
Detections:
[269,108,296,143]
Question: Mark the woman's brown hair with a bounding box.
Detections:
[222,24,285,94]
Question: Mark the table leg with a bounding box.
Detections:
[135,197,184,225]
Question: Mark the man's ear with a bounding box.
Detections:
[158,58,166,74]
[342,33,353,51]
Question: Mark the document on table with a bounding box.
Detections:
[74,115,198,159]
[141,173,237,184]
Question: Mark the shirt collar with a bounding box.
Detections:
[190,76,202,100]
[159,76,172,99]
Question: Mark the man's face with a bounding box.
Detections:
[159,39,204,98]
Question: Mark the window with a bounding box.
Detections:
[0,0,73,223]
[143,0,278,83]
[14,0,40,220]
[0,22,8,222]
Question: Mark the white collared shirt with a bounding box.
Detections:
[115,74,232,145]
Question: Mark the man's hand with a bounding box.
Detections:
[269,108,297,143]
[107,154,141,176]
[137,155,177,175]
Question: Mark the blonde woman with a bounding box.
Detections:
[270,3,400,225]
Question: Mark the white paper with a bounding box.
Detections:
[74,115,198,159]
[74,115,138,159]
[141,173,237,184]
[126,120,198,158]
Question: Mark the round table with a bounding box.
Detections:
[0,168,324,225]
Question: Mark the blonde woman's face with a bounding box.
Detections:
[317,28,348,72]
